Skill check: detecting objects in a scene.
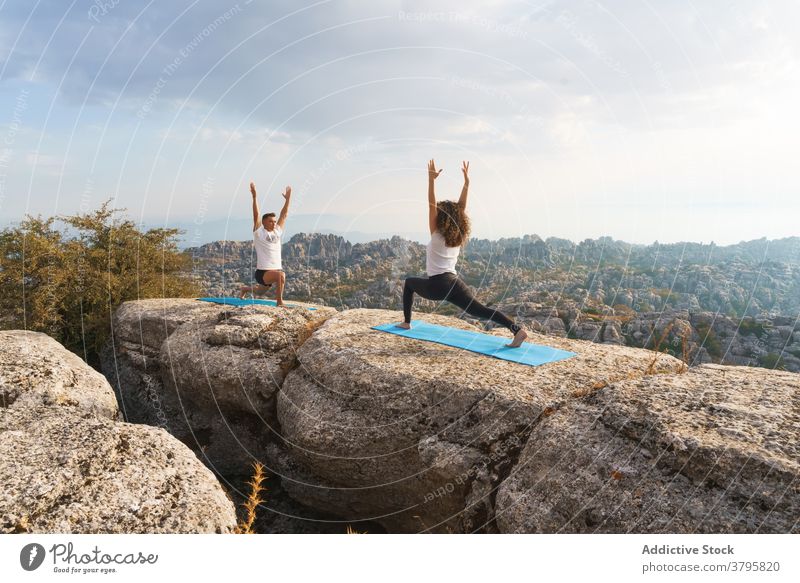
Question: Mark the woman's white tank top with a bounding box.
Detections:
[426,230,460,276]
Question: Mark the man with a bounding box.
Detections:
[238,181,291,306]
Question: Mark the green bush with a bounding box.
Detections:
[695,322,723,359]
[759,352,786,370]
[0,201,200,368]
[739,318,767,338]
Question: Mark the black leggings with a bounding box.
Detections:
[403,273,520,333]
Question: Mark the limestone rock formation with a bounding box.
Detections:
[101,299,800,534]
[102,297,337,474]
[1,405,237,534]
[273,308,688,533]
[0,330,119,420]
[495,363,800,533]
[0,328,238,534]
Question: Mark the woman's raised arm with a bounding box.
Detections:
[457,161,469,210]
[428,159,442,234]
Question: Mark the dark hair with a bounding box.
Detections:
[262,212,276,221]
[435,200,471,248]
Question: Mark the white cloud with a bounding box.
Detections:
[0,0,797,243]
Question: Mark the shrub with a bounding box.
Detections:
[0,201,200,368]
[739,318,767,338]
[695,322,723,359]
[759,352,786,371]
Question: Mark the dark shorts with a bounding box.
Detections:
[254,269,282,286]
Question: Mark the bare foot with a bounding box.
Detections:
[238,287,247,300]
[396,322,411,329]
[276,301,286,308]
[506,328,528,348]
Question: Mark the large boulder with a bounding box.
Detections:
[96,298,800,534]
[102,298,337,475]
[0,328,238,534]
[0,330,119,420]
[101,299,224,423]
[274,308,687,533]
[495,363,800,533]
[0,405,237,533]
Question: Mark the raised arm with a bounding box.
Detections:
[250,181,260,231]
[277,185,291,230]
[428,159,442,234]
[458,161,469,210]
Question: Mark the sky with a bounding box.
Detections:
[0,0,798,245]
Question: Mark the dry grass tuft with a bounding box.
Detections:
[644,321,691,375]
[234,461,268,534]
[346,524,367,534]
[678,330,690,373]
[644,321,674,375]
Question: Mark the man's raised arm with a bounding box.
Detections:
[250,181,259,231]
[277,185,291,230]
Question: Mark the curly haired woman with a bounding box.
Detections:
[397,159,529,348]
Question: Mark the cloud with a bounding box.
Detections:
[2,0,795,140]
[1,0,798,244]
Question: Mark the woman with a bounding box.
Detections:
[397,159,528,348]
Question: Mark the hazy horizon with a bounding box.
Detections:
[1,210,797,249]
[168,212,799,249]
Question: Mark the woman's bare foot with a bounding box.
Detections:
[506,328,528,348]
[396,322,411,329]
[276,300,286,308]
[238,287,248,300]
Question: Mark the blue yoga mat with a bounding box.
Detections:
[196,297,317,310]
[371,320,577,367]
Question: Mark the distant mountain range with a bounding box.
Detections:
[171,214,431,247]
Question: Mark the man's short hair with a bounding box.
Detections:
[262,212,276,220]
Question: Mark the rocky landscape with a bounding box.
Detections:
[85,298,799,534]
[4,232,800,534]
[187,233,800,373]
[0,330,237,534]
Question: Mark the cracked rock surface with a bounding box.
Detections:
[99,300,800,534]
[102,298,337,475]
[0,331,119,420]
[0,405,237,533]
[0,328,238,534]
[274,308,687,533]
[495,363,800,533]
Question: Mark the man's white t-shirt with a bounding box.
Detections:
[253,225,283,270]
[426,229,460,276]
